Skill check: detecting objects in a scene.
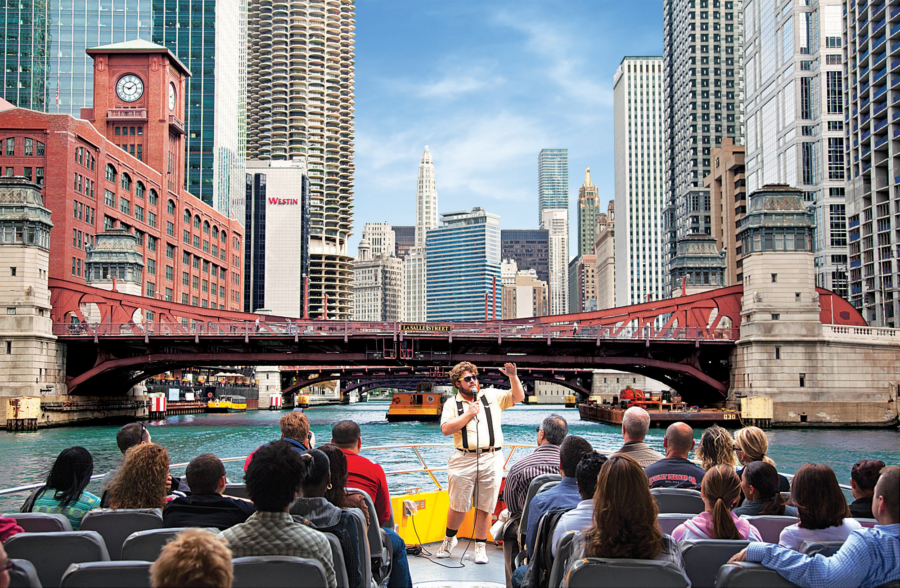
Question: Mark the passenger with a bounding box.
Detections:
[0,517,22,543]
[734,426,790,492]
[100,422,188,506]
[243,412,312,470]
[849,459,885,519]
[673,465,763,542]
[728,466,900,588]
[777,463,861,550]
[291,449,366,588]
[524,435,593,558]
[0,541,11,588]
[108,443,171,509]
[503,414,569,515]
[26,447,101,530]
[318,443,369,525]
[733,461,798,517]
[163,454,255,530]
[695,425,738,471]
[149,528,233,588]
[643,422,707,488]
[570,455,689,584]
[611,406,665,467]
[331,420,412,588]
[550,451,608,557]
[218,441,336,588]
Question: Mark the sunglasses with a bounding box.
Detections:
[536,427,543,433]
[459,375,478,383]
[732,445,742,451]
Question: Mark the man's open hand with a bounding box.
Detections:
[728,548,749,564]
[499,363,517,379]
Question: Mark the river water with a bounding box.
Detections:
[1,403,897,512]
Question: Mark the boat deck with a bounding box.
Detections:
[409,540,506,588]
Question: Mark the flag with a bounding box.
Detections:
[55,81,59,106]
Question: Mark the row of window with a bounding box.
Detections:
[75,147,95,171]
[74,173,95,198]
[73,201,96,225]
[4,166,45,184]
[4,137,45,157]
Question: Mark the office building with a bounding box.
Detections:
[415,146,438,248]
[594,201,616,310]
[501,269,548,320]
[744,0,847,297]
[663,0,745,292]
[578,167,600,256]
[705,138,746,285]
[244,160,308,317]
[426,208,500,321]
[0,0,49,111]
[844,1,899,327]
[402,147,438,322]
[362,222,395,258]
[500,229,549,284]
[614,56,666,305]
[393,226,415,259]
[542,208,569,315]
[352,237,402,322]
[568,254,596,313]
[538,148,568,224]
[247,0,356,320]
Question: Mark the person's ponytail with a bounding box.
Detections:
[712,497,741,540]
[703,465,742,540]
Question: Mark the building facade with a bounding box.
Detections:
[392,226,414,259]
[501,269,548,320]
[352,237,402,322]
[0,0,49,111]
[403,147,438,323]
[567,253,596,313]
[614,56,666,306]
[705,138,746,285]
[577,167,600,256]
[542,208,569,315]
[538,148,568,225]
[362,222,395,259]
[669,233,727,296]
[425,208,500,321]
[594,201,616,310]
[843,1,899,327]
[415,146,438,248]
[500,229,549,284]
[246,0,356,320]
[663,0,745,292]
[743,0,848,297]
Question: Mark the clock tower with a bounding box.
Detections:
[84,40,191,192]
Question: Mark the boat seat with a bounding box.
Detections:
[60,561,152,588]
[517,474,562,548]
[7,559,41,588]
[5,513,73,533]
[681,539,751,588]
[657,513,693,536]
[547,530,579,588]
[80,508,164,560]
[651,488,705,514]
[223,483,250,499]
[565,557,690,587]
[715,562,800,587]
[232,555,327,588]
[346,488,392,586]
[121,527,216,561]
[854,518,878,528]
[799,540,844,557]
[4,531,110,588]
[323,531,349,588]
[738,515,797,543]
[343,507,373,588]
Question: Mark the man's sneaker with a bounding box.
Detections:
[436,535,457,558]
[474,542,489,564]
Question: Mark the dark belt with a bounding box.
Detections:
[456,447,502,454]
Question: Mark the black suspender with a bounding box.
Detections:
[456,400,469,449]
[456,394,495,449]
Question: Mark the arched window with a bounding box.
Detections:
[105,164,117,183]
[184,209,191,224]
[193,215,201,229]
[121,173,131,191]
[149,189,158,205]
[220,230,227,243]
[212,226,219,239]
[135,181,145,199]
[203,220,210,234]
[167,199,176,215]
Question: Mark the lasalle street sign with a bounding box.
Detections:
[400,324,451,332]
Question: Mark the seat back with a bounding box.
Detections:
[715,562,800,587]
[60,561,152,588]
[547,530,579,588]
[344,507,372,588]
[80,509,164,560]
[566,557,689,588]
[854,518,878,528]
[232,555,327,588]
[6,512,73,533]
[121,528,199,561]
[4,531,110,588]
[7,559,41,588]
[345,488,388,570]
[657,514,692,536]
[739,515,798,543]
[681,540,750,588]
[651,488,705,514]
[518,474,562,545]
[223,483,249,499]
[799,540,844,557]
[323,532,349,588]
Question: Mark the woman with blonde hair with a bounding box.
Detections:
[673,465,764,542]
[734,426,790,492]
[695,425,738,471]
[108,443,171,509]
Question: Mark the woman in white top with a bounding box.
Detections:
[778,463,861,550]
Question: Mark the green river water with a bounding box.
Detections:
[1,403,898,513]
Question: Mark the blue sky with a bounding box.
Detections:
[352,0,664,257]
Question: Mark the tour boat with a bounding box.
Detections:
[207,394,248,413]
[385,383,445,422]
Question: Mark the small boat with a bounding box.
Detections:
[578,388,743,428]
[386,383,443,422]
[207,394,247,413]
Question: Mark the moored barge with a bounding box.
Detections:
[578,387,742,428]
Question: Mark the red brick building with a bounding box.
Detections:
[0,40,243,311]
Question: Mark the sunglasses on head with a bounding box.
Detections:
[459,375,478,383]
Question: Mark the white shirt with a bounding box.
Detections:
[551,499,594,557]
[778,518,862,551]
[440,388,515,450]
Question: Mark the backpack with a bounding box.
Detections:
[521,507,570,588]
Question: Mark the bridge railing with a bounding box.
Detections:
[53,321,740,341]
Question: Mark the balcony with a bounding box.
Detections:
[168,115,185,136]
[106,107,148,122]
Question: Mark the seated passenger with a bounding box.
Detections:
[734,426,790,492]
[101,423,188,506]
[318,443,369,525]
[849,459,885,519]
[733,461,798,517]
[243,412,312,470]
[218,441,336,588]
[27,447,101,529]
[570,455,689,584]
[163,453,255,530]
[695,425,738,471]
[150,528,233,588]
[729,465,900,588]
[503,414,568,515]
[643,422,706,488]
[0,540,12,588]
[611,407,664,467]
[108,443,171,509]
[778,463,860,551]
[0,517,22,543]
[673,465,763,542]
[524,435,593,558]
[550,451,607,557]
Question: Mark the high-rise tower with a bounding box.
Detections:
[538,149,569,224]
[577,167,600,256]
[416,146,438,248]
[404,147,436,322]
[247,0,356,320]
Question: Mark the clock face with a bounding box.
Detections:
[116,75,144,103]
[168,83,176,111]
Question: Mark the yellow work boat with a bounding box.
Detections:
[207,394,247,413]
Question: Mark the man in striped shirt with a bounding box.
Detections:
[503,414,568,515]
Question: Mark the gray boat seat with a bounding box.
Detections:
[681,539,751,588]
[565,557,690,587]
[232,555,327,588]
[60,561,152,588]
[80,508,164,560]
[4,531,110,588]
[323,532,349,588]
[651,488,705,514]
[547,530,579,588]
[715,562,800,587]
[343,507,373,588]
[738,515,797,543]
[7,559,41,588]
[518,473,562,547]
[799,540,844,557]
[224,483,250,499]
[657,513,692,535]
[6,513,73,533]
[346,487,391,584]
[854,517,878,528]
[120,527,216,561]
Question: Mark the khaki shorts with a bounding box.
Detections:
[447,450,503,514]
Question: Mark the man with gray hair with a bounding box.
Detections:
[503,414,568,515]
[643,422,706,488]
[611,406,664,467]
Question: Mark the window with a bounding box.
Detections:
[202,280,208,293]
[799,373,806,387]
[9,268,15,276]
[192,276,199,289]
[105,164,116,183]
[192,296,198,306]
[184,210,191,224]
[23,167,32,181]
[147,259,155,275]
[203,260,209,273]
[166,243,175,259]
[167,221,175,236]
[220,231,227,243]
[203,221,210,234]
[826,72,842,115]
[182,293,189,304]
[148,236,157,252]
[193,215,201,229]
[830,204,847,247]
[825,37,840,48]
[771,274,777,283]
[121,173,131,192]
[134,205,144,222]
[193,235,200,248]
[5,138,14,156]
[136,145,143,162]
[183,252,190,265]
[149,190,158,206]
[36,168,44,185]
[135,182,145,199]
[148,212,157,228]
[212,226,219,239]
[146,282,155,298]
[182,272,189,286]
[771,313,780,320]
[24,138,33,156]
[36,142,45,157]
[827,138,844,180]
[183,230,190,244]
[104,216,115,230]
[775,347,781,359]
[165,288,173,302]
[165,266,173,281]
[120,198,130,215]
[167,199,175,214]
[192,256,200,269]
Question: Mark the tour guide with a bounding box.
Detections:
[437,361,524,564]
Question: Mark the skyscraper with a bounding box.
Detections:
[415,146,438,248]
[247,0,356,320]
[1,0,49,111]
[362,222,395,258]
[615,56,666,305]
[403,147,437,322]
[353,237,402,322]
[663,0,745,291]
[743,0,847,298]
[594,201,616,310]
[577,167,600,256]
[500,229,549,284]
[542,208,569,315]
[538,148,568,224]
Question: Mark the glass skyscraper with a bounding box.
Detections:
[538,148,569,224]
[1,0,50,110]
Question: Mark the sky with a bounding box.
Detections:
[351,0,664,257]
